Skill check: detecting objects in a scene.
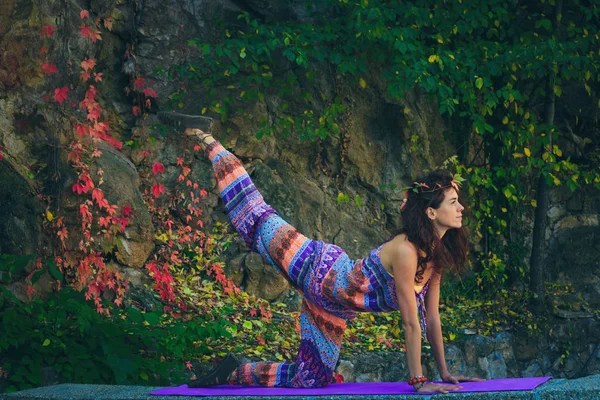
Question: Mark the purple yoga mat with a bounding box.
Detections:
[150,377,552,396]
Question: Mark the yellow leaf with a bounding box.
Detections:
[449,332,456,341]
[359,78,367,89]
[513,153,524,159]
[502,116,509,125]
[46,211,54,221]
[448,54,455,60]
[201,107,207,114]
[531,199,537,207]
[501,207,507,212]
[428,55,438,63]
[553,146,563,157]
[524,148,531,157]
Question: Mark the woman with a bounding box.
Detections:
[157,112,483,393]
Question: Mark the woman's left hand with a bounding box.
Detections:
[441,373,486,384]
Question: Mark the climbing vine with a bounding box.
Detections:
[162,0,600,295]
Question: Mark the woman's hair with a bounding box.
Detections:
[398,169,468,282]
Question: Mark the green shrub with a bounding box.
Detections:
[0,286,231,393]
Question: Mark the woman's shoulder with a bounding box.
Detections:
[380,233,419,267]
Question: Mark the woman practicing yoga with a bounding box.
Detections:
[158,112,483,393]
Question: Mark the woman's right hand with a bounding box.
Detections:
[416,382,462,394]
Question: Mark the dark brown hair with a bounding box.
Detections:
[399,169,468,282]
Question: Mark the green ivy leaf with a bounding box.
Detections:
[475,77,484,89]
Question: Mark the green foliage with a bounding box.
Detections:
[167,0,600,296]
[0,286,226,393]
[0,254,35,283]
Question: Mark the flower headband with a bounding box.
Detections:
[400,174,465,211]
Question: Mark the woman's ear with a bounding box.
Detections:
[426,207,436,221]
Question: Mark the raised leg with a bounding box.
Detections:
[205,141,316,290]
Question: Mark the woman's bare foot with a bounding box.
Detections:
[184,128,215,149]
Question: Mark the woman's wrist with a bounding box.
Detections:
[409,375,427,391]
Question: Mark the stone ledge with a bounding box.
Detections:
[1,375,599,400]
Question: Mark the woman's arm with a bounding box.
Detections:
[424,272,450,378]
[389,244,462,394]
[425,273,486,384]
[391,244,424,378]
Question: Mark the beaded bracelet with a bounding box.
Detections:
[408,375,427,385]
[413,381,426,391]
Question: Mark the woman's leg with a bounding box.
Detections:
[229,299,346,387]
[205,141,346,387]
[205,141,316,289]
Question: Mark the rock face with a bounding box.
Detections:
[338,331,600,382]
[0,0,599,384]
[91,142,154,269]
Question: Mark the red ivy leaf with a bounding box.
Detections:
[104,17,113,31]
[57,227,69,241]
[132,106,141,116]
[152,161,165,175]
[72,181,86,195]
[92,188,104,204]
[98,216,111,228]
[106,204,118,216]
[41,63,58,75]
[91,148,102,158]
[133,77,145,90]
[80,10,90,19]
[80,24,93,38]
[151,183,165,198]
[143,87,158,98]
[42,25,55,37]
[81,58,96,72]
[80,24,102,42]
[39,46,48,55]
[54,86,69,105]
[80,71,91,81]
[94,73,103,82]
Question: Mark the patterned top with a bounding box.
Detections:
[320,243,432,340]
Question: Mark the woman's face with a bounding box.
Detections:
[428,188,464,231]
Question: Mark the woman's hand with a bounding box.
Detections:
[415,382,462,394]
[441,373,486,384]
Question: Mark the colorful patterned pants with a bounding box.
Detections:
[206,141,347,388]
